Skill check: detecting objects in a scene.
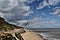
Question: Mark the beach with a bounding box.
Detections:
[21,29,43,40]
[21,28,60,40]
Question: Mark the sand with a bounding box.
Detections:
[21,30,43,40]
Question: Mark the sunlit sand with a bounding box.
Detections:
[21,29,43,40]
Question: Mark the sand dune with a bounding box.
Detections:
[21,30,43,40]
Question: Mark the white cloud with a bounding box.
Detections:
[22,6,30,11]
[48,0,60,5]
[23,10,34,16]
[17,20,28,26]
[52,9,60,15]
[25,0,35,3]
[0,13,4,17]
[0,0,32,18]
[0,0,18,10]
[18,0,35,3]
[19,0,27,2]
[0,0,35,27]
[50,7,60,16]
[37,0,49,9]
[0,0,60,28]
[27,15,60,28]
[37,0,60,9]
[0,0,32,16]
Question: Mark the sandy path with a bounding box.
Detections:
[21,30,43,40]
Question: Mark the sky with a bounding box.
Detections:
[0,0,60,28]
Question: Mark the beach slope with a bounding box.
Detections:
[21,30,43,40]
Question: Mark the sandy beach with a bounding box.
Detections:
[21,30,43,40]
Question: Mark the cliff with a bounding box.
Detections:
[0,17,43,40]
[0,17,25,40]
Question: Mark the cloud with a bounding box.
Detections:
[27,14,60,28]
[50,7,60,16]
[0,0,60,28]
[23,10,34,16]
[24,0,35,3]
[0,13,4,17]
[0,0,32,17]
[48,0,60,5]
[0,0,18,10]
[19,0,27,2]
[16,20,28,26]
[37,0,49,9]
[0,0,35,27]
[37,0,60,9]
[0,0,33,22]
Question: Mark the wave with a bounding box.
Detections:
[39,32,60,40]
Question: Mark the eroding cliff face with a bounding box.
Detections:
[0,17,25,40]
[0,32,24,40]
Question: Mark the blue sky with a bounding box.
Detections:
[0,0,60,28]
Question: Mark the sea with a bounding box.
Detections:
[38,32,60,40]
[26,28,60,40]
